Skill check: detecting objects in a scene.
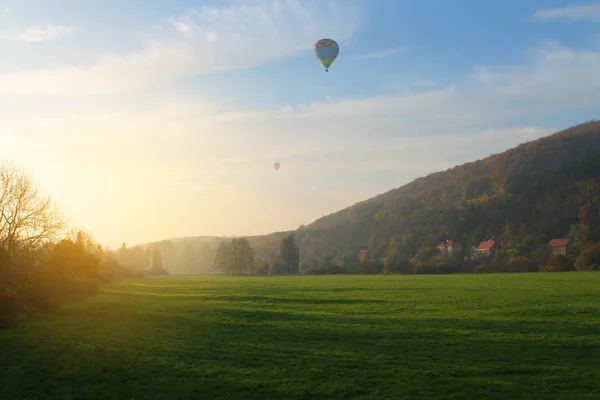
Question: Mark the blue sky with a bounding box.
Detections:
[1,0,599,246]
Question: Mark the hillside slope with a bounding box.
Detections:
[284,120,600,269]
[126,120,600,274]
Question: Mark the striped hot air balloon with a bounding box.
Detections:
[314,38,339,72]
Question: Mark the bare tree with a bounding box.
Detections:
[0,162,65,257]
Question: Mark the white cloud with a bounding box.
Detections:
[0,0,360,96]
[471,41,600,111]
[171,19,192,33]
[1,37,599,243]
[3,8,9,13]
[533,3,600,22]
[0,24,75,42]
[5,40,599,172]
[348,46,408,60]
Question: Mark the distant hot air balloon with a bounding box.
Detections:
[314,38,339,72]
[273,162,280,172]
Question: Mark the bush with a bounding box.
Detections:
[269,262,286,275]
[305,257,351,275]
[540,254,575,272]
[413,261,454,275]
[0,289,17,329]
[460,259,480,274]
[490,255,508,272]
[506,256,534,273]
[147,266,170,276]
[383,256,412,274]
[473,264,490,274]
[255,261,270,276]
[356,260,383,274]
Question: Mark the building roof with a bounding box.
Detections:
[548,238,570,247]
[437,240,461,248]
[477,240,497,251]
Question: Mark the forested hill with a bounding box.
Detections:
[280,120,600,269]
[122,120,600,274]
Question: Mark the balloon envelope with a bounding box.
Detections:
[314,38,339,71]
[273,162,280,171]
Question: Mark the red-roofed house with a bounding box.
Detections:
[437,240,463,258]
[476,240,499,257]
[548,239,570,255]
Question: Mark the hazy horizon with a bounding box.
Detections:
[2,0,599,247]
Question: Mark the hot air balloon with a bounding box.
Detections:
[314,38,339,72]
[273,162,280,172]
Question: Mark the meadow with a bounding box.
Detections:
[1,274,599,400]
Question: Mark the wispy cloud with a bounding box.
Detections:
[0,0,361,96]
[348,46,408,60]
[7,40,598,173]
[533,3,600,22]
[171,19,192,33]
[3,8,9,13]
[8,41,599,167]
[2,35,600,243]
[0,24,75,42]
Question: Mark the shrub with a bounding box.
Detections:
[540,254,575,272]
[0,289,17,329]
[507,256,534,273]
[413,261,454,275]
[473,264,490,274]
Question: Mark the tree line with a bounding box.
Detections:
[214,234,299,276]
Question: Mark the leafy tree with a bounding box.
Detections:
[311,255,350,275]
[214,242,234,275]
[413,245,438,262]
[181,244,196,274]
[152,247,163,269]
[47,238,101,281]
[99,249,142,283]
[530,244,553,268]
[279,234,299,274]
[578,204,600,244]
[115,243,148,272]
[575,242,600,271]
[383,248,412,274]
[489,253,508,273]
[213,238,256,275]
[149,247,169,276]
[255,259,270,276]
[231,237,256,275]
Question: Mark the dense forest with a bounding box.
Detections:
[290,120,600,271]
[115,121,600,275]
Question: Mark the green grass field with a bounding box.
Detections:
[1,274,599,400]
